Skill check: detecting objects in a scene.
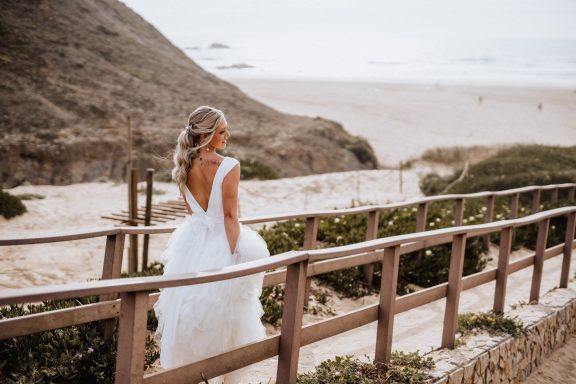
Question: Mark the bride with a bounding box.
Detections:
[154,106,270,383]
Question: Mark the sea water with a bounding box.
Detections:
[121,0,576,86]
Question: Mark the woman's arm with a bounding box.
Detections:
[222,164,241,253]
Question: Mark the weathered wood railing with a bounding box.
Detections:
[1,203,575,383]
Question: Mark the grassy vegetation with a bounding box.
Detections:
[420,145,576,195]
[297,352,434,384]
[457,311,526,338]
[0,296,159,383]
[239,159,280,180]
[0,189,27,219]
[259,203,487,297]
[420,145,504,168]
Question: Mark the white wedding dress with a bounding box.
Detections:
[154,156,269,383]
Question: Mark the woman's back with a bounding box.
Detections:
[185,155,225,213]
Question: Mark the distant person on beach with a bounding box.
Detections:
[154,106,269,382]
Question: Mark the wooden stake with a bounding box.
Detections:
[142,168,154,271]
[128,168,138,274]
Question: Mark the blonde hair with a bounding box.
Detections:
[172,106,226,192]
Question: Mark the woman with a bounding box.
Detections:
[154,106,269,382]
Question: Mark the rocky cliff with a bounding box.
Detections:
[0,0,377,187]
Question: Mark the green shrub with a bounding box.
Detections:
[0,189,27,219]
[421,145,502,168]
[260,285,285,326]
[457,310,526,338]
[259,202,488,298]
[421,145,576,196]
[297,352,434,384]
[0,297,158,383]
[240,159,280,180]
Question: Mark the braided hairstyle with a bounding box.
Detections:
[172,106,226,193]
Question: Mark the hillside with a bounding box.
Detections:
[0,0,377,187]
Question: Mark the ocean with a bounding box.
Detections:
[121,0,576,86]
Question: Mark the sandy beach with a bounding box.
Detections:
[228,78,576,167]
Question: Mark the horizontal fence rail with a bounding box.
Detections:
[1,203,575,383]
[2,183,574,246]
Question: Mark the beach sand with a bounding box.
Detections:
[523,335,576,384]
[228,78,576,167]
[0,166,427,289]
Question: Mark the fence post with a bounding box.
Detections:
[568,187,576,203]
[493,227,513,313]
[128,168,139,274]
[441,233,467,349]
[509,193,520,247]
[302,217,318,307]
[531,189,541,214]
[362,210,380,289]
[416,202,428,232]
[454,198,465,226]
[100,233,126,341]
[415,202,428,264]
[142,168,154,271]
[530,218,550,303]
[551,188,559,206]
[277,260,308,384]
[115,291,149,384]
[483,195,495,250]
[560,212,576,288]
[509,193,520,219]
[374,246,400,363]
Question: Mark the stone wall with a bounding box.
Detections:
[428,287,576,384]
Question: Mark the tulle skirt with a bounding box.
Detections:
[153,214,269,382]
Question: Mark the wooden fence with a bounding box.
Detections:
[0,183,575,383]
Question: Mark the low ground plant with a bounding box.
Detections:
[297,352,434,384]
[0,189,27,219]
[457,310,526,338]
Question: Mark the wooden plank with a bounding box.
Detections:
[483,195,495,250]
[100,233,126,340]
[568,187,576,203]
[493,227,513,313]
[510,193,520,219]
[115,291,149,384]
[277,260,308,384]
[142,169,154,270]
[416,202,428,232]
[375,245,400,363]
[143,336,280,384]
[462,268,497,291]
[441,234,466,349]
[560,212,576,288]
[551,188,559,206]
[362,210,379,289]
[0,227,120,245]
[135,208,179,220]
[303,217,318,307]
[0,299,120,340]
[454,198,465,226]
[300,304,379,346]
[395,284,447,314]
[530,218,550,303]
[532,189,541,213]
[0,252,308,306]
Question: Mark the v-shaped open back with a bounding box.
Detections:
[183,157,239,215]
